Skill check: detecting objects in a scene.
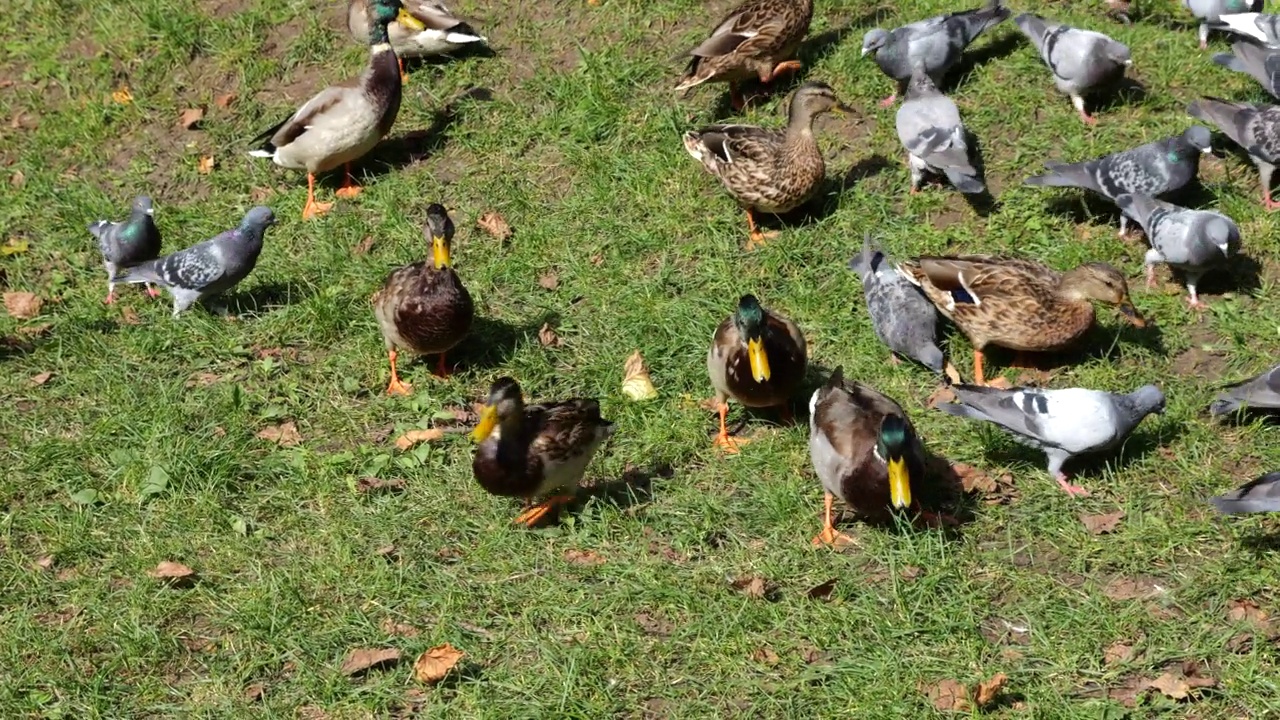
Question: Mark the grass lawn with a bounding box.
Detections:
[5,0,1280,715]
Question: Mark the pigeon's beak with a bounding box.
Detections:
[1118,300,1145,328]
[860,47,871,58]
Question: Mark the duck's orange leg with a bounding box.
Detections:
[712,401,740,454]
[434,353,452,378]
[973,349,986,386]
[514,494,573,527]
[302,173,333,220]
[385,348,413,396]
[335,163,363,199]
[811,492,855,547]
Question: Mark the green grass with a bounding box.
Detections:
[4,0,1280,715]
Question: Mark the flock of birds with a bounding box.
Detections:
[81,0,1280,538]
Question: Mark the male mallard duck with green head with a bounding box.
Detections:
[347,0,486,82]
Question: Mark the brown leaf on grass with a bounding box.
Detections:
[17,322,51,337]
[621,349,658,401]
[538,322,562,347]
[379,617,419,638]
[395,427,444,451]
[901,565,923,580]
[729,575,773,600]
[357,477,406,494]
[243,683,265,702]
[29,371,53,386]
[926,384,956,409]
[538,272,559,290]
[1103,576,1165,601]
[952,462,996,493]
[4,291,42,319]
[250,186,274,202]
[924,678,971,712]
[751,647,780,666]
[1227,598,1270,627]
[257,421,302,447]
[974,673,1009,708]
[340,647,401,676]
[1225,633,1253,654]
[185,372,223,388]
[476,211,512,241]
[634,612,674,637]
[10,169,25,188]
[197,155,214,174]
[111,85,133,104]
[297,705,327,720]
[412,644,464,685]
[352,235,376,255]
[564,549,606,566]
[119,306,141,325]
[374,544,397,558]
[214,92,236,108]
[178,107,204,129]
[1148,669,1216,701]
[798,643,832,666]
[1104,641,1136,666]
[806,578,837,600]
[437,405,477,424]
[1080,510,1124,535]
[34,555,54,571]
[148,561,195,585]
[986,377,1013,389]
[1014,368,1054,386]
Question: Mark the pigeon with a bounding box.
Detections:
[1114,193,1240,309]
[1013,13,1132,125]
[1211,12,1280,46]
[847,233,947,375]
[1023,126,1213,235]
[88,196,162,304]
[1209,363,1280,416]
[1212,40,1280,99]
[862,0,1011,107]
[113,206,276,317]
[1185,0,1261,49]
[1210,472,1280,513]
[895,68,985,194]
[1187,96,1280,209]
[935,383,1165,496]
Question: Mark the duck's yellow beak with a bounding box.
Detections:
[472,405,498,442]
[432,235,450,269]
[1117,300,1145,328]
[397,8,426,31]
[888,456,911,509]
[747,338,771,383]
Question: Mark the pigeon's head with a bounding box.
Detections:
[1129,384,1166,416]
[861,29,889,56]
[131,196,155,217]
[423,203,456,269]
[788,82,854,123]
[473,376,525,443]
[242,206,276,230]
[733,294,771,383]
[847,232,884,281]
[1182,125,1213,155]
[1061,262,1145,328]
[1205,216,1239,257]
[877,414,916,510]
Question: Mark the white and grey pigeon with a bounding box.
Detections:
[1210,472,1280,513]
[1188,96,1280,209]
[1212,40,1280,99]
[1211,12,1280,46]
[1209,363,1280,416]
[861,0,1011,107]
[847,233,947,375]
[1023,126,1213,235]
[1013,13,1131,125]
[1114,193,1239,309]
[935,383,1166,497]
[88,195,162,304]
[1185,0,1262,49]
[113,206,276,317]
[895,69,985,194]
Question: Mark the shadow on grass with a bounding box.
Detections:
[1192,252,1264,297]
[576,461,674,513]
[1239,530,1280,554]
[223,281,316,316]
[448,313,552,373]
[969,316,1164,378]
[1090,77,1148,117]
[941,33,1023,96]
[402,42,496,74]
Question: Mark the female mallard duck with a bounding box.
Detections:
[808,366,927,545]
[675,0,814,110]
[249,0,402,219]
[472,377,615,527]
[347,0,486,82]
[372,204,473,395]
[708,294,807,452]
[683,82,851,248]
[899,256,1145,385]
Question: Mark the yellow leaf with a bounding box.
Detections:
[111,85,133,105]
[197,155,215,174]
[621,350,657,401]
[395,428,444,451]
[1,238,29,256]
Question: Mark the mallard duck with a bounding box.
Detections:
[707,294,807,451]
[899,257,1144,385]
[682,82,852,248]
[347,0,486,82]
[249,0,403,219]
[675,0,813,110]
[372,204,473,395]
[472,377,615,527]
[808,366,927,545]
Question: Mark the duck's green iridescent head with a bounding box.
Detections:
[368,0,403,44]
[733,294,770,383]
[878,414,913,509]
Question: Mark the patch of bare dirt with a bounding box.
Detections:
[1170,324,1227,381]
[197,0,253,19]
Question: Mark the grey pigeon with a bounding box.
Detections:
[895,69,985,194]
[88,196,162,304]
[1114,193,1239,308]
[1209,363,1280,415]
[114,206,276,317]
[1210,472,1280,513]
[1212,40,1280,98]
[1185,0,1261,48]
[1212,12,1280,46]
[935,383,1165,496]
[1023,126,1213,235]
[847,233,946,374]
[1188,96,1280,209]
[862,0,1011,107]
[1013,13,1131,125]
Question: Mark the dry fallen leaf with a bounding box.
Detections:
[257,421,302,447]
[943,361,962,385]
[4,291,42,319]
[986,377,1013,389]
[751,647,780,666]
[564,549,606,566]
[10,170,24,188]
[340,647,401,676]
[927,384,956,409]
[243,683,265,702]
[634,612,674,637]
[621,349,658,401]
[729,575,770,600]
[412,643,464,685]
[357,477,406,493]
[379,617,419,638]
[538,322,562,348]
[538,272,559,290]
[119,306,141,325]
[1227,598,1269,627]
[178,107,204,129]
[1103,576,1164,601]
[974,672,1008,708]
[353,235,376,255]
[806,578,837,600]
[148,561,195,583]
[34,555,54,571]
[476,211,512,241]
[214,92,236,109]
[250,186,273,202]
[1080,510,1124,535]
[952,462,996,493]
[395,428,444,451]
[29,371,53,386]
[1148,669,1215,701]
[900,565,922,581]
[16,322,51,338]
[1104,641,1136,666]
[374,544,397,558]
[197,155,215,174]
[925,678,971,712]
[111,85,133,104]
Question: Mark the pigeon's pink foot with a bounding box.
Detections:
[1186,296,1208,311]
[1145,265,1156,289]
[146,285,160,298]
[103,292,115,305]
[1055,473,1090,497]
[1264,194,1280,211]
[1079,111,1097,126]
[888,353,902,366]
[1199,40,1208,50]
[878,93,897,108]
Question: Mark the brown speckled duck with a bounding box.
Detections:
[707,294,807,452]
[472,377,615,527]
[372,204,473,395]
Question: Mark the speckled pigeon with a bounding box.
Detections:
[1209,363,1280,416]
[114,206,276,317]
[1114,193,1239,309]
[1212,12,1280,46]
[1188,96,1280,209]
[862,0,1011,107]
[1212,40,1280,98]
[1185,0,1261,48]
[847,233,946,375]
[895,69,984,194]
[1013,13,1131,125]
[88,195,162,304]
[1210,472,1280,513]
[935,383,1166,497]
[1023,126,1213,235]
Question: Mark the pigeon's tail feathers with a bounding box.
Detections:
[1024,161,1094,190]
[1210,472,1280,514]
[1187,96,1241,128]
[934,400,991,423]
[945,168,986,194]
[87,219,110,239]
[847,233,880,278]
[1213,51,1247,73]
[113,261,163,286]
[1209,396,1243,416]
[960,0,1012,39]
